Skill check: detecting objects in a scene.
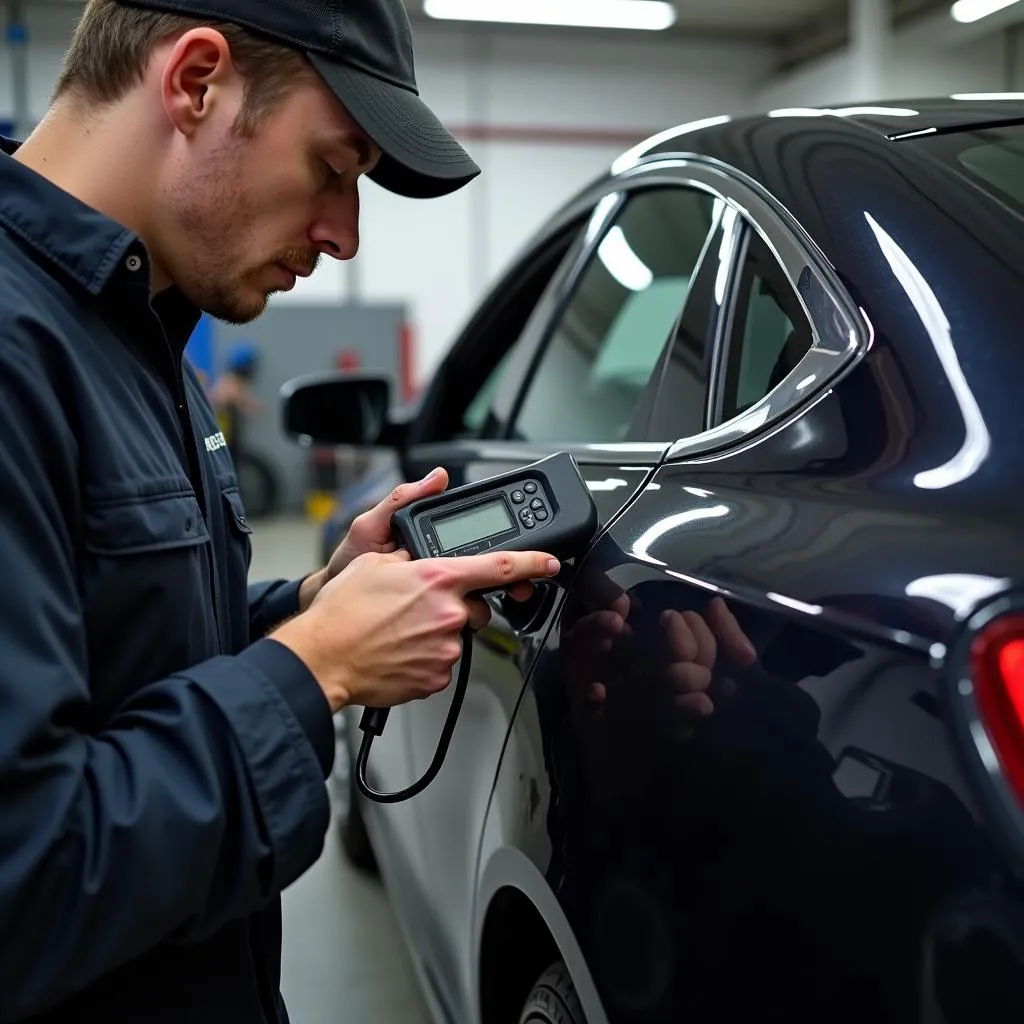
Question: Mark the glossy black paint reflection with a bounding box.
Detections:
[510,363,1024,1020]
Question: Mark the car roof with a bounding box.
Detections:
[745,96,1024,138]
[589,95,1024,260]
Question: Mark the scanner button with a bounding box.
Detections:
[511,490,525,504]
[535,509,549,522]
[524,482,538,494]
[530,498,544,510]
[522,513,536,528]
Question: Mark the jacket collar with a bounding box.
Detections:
[0,136,201,349]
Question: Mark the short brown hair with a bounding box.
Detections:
[53,0,314,135]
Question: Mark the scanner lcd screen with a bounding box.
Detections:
[434,499,514,552]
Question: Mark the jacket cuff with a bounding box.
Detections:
[248,578,304,637]
[237,638,335,779]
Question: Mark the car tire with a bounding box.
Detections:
[235,451,279,519]
[338,764,378,875]
[519,962,586,1024]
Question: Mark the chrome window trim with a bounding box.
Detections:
[605,155,870,461]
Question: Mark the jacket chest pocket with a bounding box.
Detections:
[82,488,216,703]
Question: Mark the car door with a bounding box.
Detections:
[376,170,732,1019]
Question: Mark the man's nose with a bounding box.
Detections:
[310,190,360,261]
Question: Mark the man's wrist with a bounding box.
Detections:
[298,567,328,613]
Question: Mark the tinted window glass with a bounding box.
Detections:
[910,123,1024,215]
[462,349,512,435]
[645,204,733,440]
[446,219,586,442]
[511,188,717,443]
[719,229,813,422]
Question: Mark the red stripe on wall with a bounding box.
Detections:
[445,124,660,146]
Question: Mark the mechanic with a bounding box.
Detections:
[0,1,558,1022]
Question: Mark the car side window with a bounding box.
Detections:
[509,187,717,443]
[450,221,586,442]
[718,228,813,423]
[461,350,513,435]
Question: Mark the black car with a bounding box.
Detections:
[282,98,1024,1024]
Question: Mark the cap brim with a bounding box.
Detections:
[308,54,479,200]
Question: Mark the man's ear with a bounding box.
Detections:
[159,27,241,137]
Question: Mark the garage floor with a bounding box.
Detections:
[249,516,431,1024]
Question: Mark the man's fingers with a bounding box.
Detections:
[569,610,627,652]
[708,597,757,667]
[668,661,713,695]
[683,610,717,670]
[676,692,714,718]
[661,609,697,663]
[442,551,560,594]
[376,548,412,564]
[374,468,450,523]
[466,597,492,632]
[506,581,535,603]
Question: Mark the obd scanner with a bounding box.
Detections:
[355,452,598,803]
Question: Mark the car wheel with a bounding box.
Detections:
[338,763,378,875]
[519,962,586,1024]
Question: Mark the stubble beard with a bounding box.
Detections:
[166,137,270,325]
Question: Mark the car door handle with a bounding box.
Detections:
[487,580,558,635]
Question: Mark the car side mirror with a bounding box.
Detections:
[279,372,392,446]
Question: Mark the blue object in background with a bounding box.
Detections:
[5,22,27,45]
[0,121,15,139]
[184,313,216,387]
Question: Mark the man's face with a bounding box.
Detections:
[158,69,381,324]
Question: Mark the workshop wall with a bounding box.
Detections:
[0,5,771,385]
[759,17,1024,110]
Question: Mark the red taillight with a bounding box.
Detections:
[970,615,1024,804]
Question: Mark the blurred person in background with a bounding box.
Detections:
[209,340,265,455]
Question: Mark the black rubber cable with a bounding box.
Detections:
[354,624,474,804]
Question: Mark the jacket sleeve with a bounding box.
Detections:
[0,339,335,1020]
[249,577,305,637]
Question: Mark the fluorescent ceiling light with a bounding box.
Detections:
[424,0,677,31]
[951,0,1023,24]
[951,91,1024,99]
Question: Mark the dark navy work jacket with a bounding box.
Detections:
[0,140,335,1022]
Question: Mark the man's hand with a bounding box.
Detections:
[273,548,561,714]
[327,467,449,578]
[298,467,449,611]
[299,466,533,611]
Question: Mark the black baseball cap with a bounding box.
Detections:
[118,0,480,199]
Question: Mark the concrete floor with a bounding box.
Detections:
[248,516,431,1024]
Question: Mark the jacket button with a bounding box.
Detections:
[126,254,142,272]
